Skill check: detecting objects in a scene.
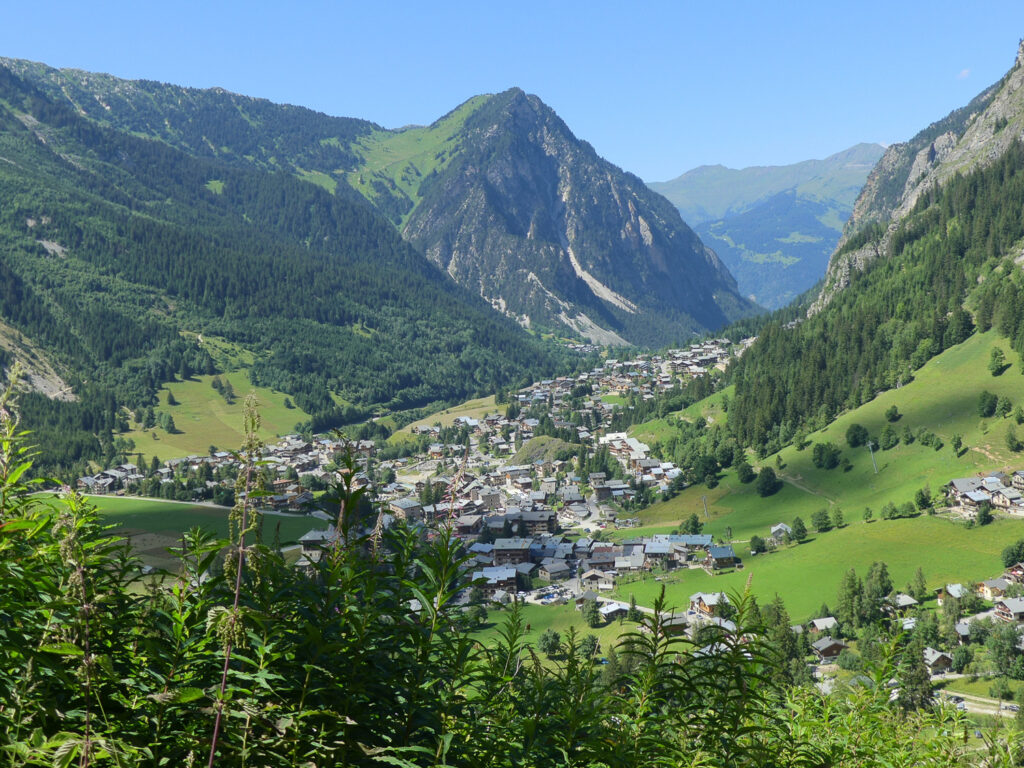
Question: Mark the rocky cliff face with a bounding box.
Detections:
[402,89,757,346]
[813,45,1022,313]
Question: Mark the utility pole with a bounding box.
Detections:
[866,441,878,474]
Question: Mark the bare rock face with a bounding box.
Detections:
[402,89,758,346]
[808,241,883,316]
[814,41,1024,314]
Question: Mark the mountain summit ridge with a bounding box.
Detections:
[399,87,757,345]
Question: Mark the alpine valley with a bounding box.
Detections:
[0,58,757,473]
[650,143,885,309]
[11,22,1024,768]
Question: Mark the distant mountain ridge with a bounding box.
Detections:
[5,59,759,346]
[649,143,884,226]
[649,144,884,308]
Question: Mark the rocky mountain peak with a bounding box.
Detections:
[401,89,756,345]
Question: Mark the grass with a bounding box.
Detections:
[472,602,638,655]
[511,435,573,465]
[619,332,1024,621]
[614,515,1022,622]
[121,370,309,462]
[63,495,323,569]
[204,179,224,194]
[392,395,497,441]
[179,331,256,369]
[628,417,676,445]
[345,95,489,226]
[88,495,319,540]
[680,385,732,425]
[936,676,1024,700]
[297,168,337,194]
[628,386,734,447]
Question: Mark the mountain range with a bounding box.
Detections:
[0,61,566,469]
[4,60,758,347]
[650,143,884,308]
[0,57,765,471]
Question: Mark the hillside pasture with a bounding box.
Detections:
[121,370,308,462]
[472,601,639,655]
[613,514,1019,622]
[68,495,323,569]
[622,332,1024,621]
[393,395,497,440]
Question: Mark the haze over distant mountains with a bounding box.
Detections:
[650,143,885,308]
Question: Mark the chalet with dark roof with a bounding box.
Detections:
[492,537,532,565]
[705,545,737,570]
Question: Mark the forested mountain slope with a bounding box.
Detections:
[0,57,378,186]
[813,45,1023,311]
[730,42,1024,451]
[7,60,759,347]
[0,63,568,473]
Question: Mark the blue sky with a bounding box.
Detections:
[2,1,1022,180]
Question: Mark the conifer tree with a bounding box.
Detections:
[790,516,807,542]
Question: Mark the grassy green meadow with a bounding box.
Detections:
[122,370,309,462]
[74,495,323,569]
[472,602,639,655]
[392,395,497,442]
[618,331,1024,621]
[613,516,1017,622]
[345,96,489,226]
[629,386,733,446]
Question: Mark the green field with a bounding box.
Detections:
[619,332,1024,621]
[628,385,733,446]
[345,96,489,226]
[680,385,732,425]
[121,370,310,461]
[473,602,639,656]
[936,676,1024,699]
[628,417,677,446]
[74,495,323,569]
[613,515,1020,622]
[511,435,574,465]
[392,395,497,441]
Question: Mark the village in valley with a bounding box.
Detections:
[74,335,1024,709]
